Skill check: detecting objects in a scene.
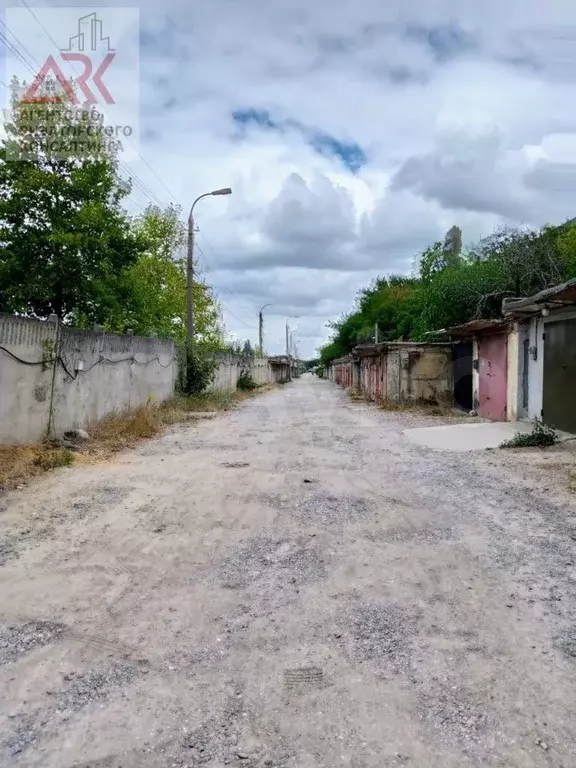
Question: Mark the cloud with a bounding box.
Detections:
[110,0,576,356]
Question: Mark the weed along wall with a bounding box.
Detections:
[0,315,176,446]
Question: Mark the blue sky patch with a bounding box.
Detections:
[405,23,476,62]
[232,108,366,173]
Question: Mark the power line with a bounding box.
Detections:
[195,245,256,330]
[8,2,259,334]
[195,231,259,319]
[18,0,164,210]
[0,17,42,70]
[0,31,37,77]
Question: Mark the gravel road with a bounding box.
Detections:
[1,374,575,767]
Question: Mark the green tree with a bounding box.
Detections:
[0,85,142,321]
[109,204,223,348]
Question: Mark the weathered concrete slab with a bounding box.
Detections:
[404,421,535,452]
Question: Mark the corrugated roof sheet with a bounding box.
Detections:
[502,278,576,315]
[438,319,508,338]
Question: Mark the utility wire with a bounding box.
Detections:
[17,0,164,210]
[9,3,259,335]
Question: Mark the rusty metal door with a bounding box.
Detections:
[478,334,508,421]
[543,318,576,433]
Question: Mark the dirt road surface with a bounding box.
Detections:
[1,375,576,768]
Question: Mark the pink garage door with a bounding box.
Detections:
[478,334,508,421]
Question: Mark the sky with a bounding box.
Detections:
[3,1,576,356]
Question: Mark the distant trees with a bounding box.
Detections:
[319,221,576,365]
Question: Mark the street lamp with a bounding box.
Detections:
[286,315,299,381]
[187,188,232,345]
[259,304,272,355]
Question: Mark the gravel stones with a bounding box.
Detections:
[296,493,372,527]
[0,620,67,665]
[365,525,454,544]
[56,662,142,712]
[2,719,40,758]
[337,602,421,673]
[418,685,490,745]
[0,536,19,566]
[554,628,576,658]
[217,536,326,591]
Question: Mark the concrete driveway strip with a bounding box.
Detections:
[1,374,575,767]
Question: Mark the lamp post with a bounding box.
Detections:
[285,315,299,382]
[259,304,272,355]
[187,188,232,346]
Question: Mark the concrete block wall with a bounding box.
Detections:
[210,353,275,391]
[0,315,176,445]
[0,316,59,444]
[396,346,453,404]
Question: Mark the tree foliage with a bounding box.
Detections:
[319,221,576,364]
[0,88,142,321]
[106,204,224,349]
[0,87,224,351]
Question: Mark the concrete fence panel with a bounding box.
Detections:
[0,315,176,445]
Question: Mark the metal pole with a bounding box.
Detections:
[259,311,263,355]
[285,321,290,381]
[187,211,196,346]
[187,189,232,347]
[259,304,271,356]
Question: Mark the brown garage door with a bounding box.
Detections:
[543,317,576,434]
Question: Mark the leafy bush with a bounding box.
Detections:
[501,419,559,449]
[237,369,257,391]
[177,345,217,395]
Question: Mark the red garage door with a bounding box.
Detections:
[478,334,508,421]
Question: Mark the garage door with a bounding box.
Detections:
[543,318,576,434]
[478,334,508,421]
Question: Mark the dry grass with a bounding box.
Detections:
[1,385,274,488]
[81,387,271,461]
[379,400,405,412]
[379,398,456,417]
[0,445,75,491]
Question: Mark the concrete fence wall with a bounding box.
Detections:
[0,315,176,445]
[210,354,273,390]
[0,314,283,445]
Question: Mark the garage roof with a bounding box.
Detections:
[502,278,576,316]
[433,319,508,339]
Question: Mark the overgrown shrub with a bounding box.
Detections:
[33,448,74,470]
[177,345,217,396]
[237,369,257,391]
[501,418,559,449]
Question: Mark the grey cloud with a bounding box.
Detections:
[263,172,356,245]
[128,0,576,355]
[390,134,536,221]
